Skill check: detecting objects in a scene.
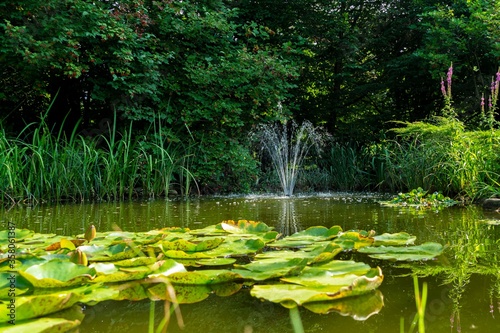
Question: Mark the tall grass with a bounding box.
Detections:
[0,112,196,204]
[380,117,500,201]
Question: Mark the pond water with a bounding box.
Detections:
[3,193,500,332]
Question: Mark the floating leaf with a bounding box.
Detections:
[270,226,342,248]
[0,317,81,333]
[195,258,237,266]
[303,290,384,320]
[332,231,374,250]
[357,242,444,261]
[18,260,96,288]
[251,267,383,306]
[0,292,81,323]
[373,232,416,246]
[148,283,211,304]
[220,220,274,234]
[168,270,243,285]
[233,258,308,281]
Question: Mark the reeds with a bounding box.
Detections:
[0,113,196,204]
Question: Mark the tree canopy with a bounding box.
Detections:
[1,0,500,192]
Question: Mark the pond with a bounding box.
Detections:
[3,193,500,332]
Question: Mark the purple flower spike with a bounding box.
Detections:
[441,79,446,96]
[481,96,485,106]
[489,96,493,108]
[447,65,453,86]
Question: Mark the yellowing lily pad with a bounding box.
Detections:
[0,292,81,323]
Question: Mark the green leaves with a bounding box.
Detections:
[358,242,444,261]
[0,220,444,332]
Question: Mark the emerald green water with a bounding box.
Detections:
[3,193,500,332]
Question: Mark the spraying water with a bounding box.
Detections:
[252,120,329,196]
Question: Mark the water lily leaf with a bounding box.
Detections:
[332,231,374,250]
[78,285,121,305]
[116,283,149,301]
[161,239,199,252]
[148,283,211,303]
[168,270,243,285]
[204,238,265,257]
[211,282,243,296]
[251,267,383,306]
[161,249,211,259]
[233,258,308,281]
[373,232,416,246]
[0,229,34,244]
[357,242,444,261]
[303,289,384,320]
[147,259,187,278]
[270,226,342,248]
[0,292,81,323]
[19,260,96,288]
[0,317,81,333]
[220,220,274,234]
[113,256,157,267]
[195,237,225,251]
[195,258,237,266]
[280,261,372,287]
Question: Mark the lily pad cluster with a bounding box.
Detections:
[0,220,443,332]
[380,187,459,209]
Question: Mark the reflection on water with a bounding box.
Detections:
[3,193,500,332]
[277,199,301,236]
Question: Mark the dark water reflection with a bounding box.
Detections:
[3,193,500,332]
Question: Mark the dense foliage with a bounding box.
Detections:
[1,0,500,199]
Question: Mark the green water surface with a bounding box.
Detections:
[2,193,500,332]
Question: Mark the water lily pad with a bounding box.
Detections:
[0,317,81,333]
[303,289,384,320]
[168,270,243,285]
[332,231,374,250]
[148,283,211,303]
[357,242,444,261]
[0,292,81,323]
[220,220,274,234]
[251,267,383,306]
[373,232,416,246]
[270,226,342,248]
[195,258,237,266]
[204,238,265,257]
[233,258,308,281]
[19,260,96,288]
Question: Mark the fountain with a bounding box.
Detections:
[252,120,329,196]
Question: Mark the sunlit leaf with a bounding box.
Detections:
[195,258,237,266]
[233,258,308,281]
[0,292,81,323]
[0,317,81,333]
[19,260,96,288]
[373,232,416,246]
[332,231,374,250]
[251,267,383,305]
[168,270,243,285]
[357,242,444,261]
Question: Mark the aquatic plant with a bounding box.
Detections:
[252,120,329,196]
[380,187,459,209]
[0,220,443,332]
